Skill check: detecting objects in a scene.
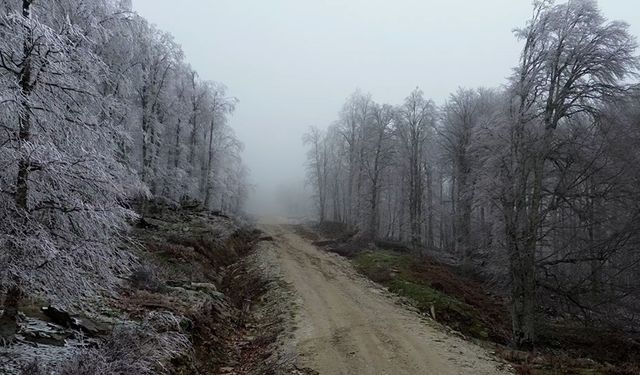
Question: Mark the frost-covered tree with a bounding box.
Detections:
[362,103,394,239]
[303,1,640,349]
[438,88,501,269]
[0,0,248,334]
[494,0,638,348]
[0,0,137,314]
[202,83,238,208]
[304,127,330,222]
[395,88,436,251]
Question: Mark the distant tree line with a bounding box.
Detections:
[0,0,247,312]
[304,0,640,349]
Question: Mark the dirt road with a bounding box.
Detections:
[259,223,512,375]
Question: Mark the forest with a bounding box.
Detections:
[2,0,640,374]
[304,0,640,351]
[0,0,248,307]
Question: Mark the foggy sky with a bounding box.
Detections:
[132,0,640,215]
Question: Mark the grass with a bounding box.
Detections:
[350,249,640,375]
[353,250,492,340]
[305,220,640,375]
[351,250,631,375]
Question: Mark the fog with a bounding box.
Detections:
[132,0,640,217]
[4,1,640,369]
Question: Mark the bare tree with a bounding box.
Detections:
[497,0,638,348]
[203,83,238,208]
[362,103,395,239]
[395,88,436,251]
[304,127,329,222]
[439,88,499,270]
[297,0,640,351]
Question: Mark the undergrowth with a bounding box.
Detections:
[351,249,640,375]
[353,250,505,342]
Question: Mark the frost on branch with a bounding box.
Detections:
[0,1,138,307]
[9,311,190,375]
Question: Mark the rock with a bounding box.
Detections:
[21,330,67,347]
[42,306,73,328]
[136,217,158,229]
[259,236,275,242]
[502,350,531,363]
[71,317,110,336]
[211,211,230,219]
[531,356,546,365]
[18,315,73,347]
[189,282,221,296]
[168,286,208,306]
[42,306,109,336]
[575,357,597,367]
[0,313,18,341]
[312,240,338,247]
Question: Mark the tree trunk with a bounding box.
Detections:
[368,175,379,239]
[507,141,546,350]
[504,163,537,350]
[438,171,445,249]
[188,83,198,178]
[15,0,34,210]
[425,165,434,251]
[409,142,422,251]
[457,173,473,271]
[450,174,457,254]
[174,119,181,169]
[140,83,152,185]
[587,179,602,302]
[508,232,536,350]
[367,140,382,238]
[151,111,164,195]
[0,286,21,340]
[204,118,215,208]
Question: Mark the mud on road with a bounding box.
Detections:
[258,223,512,375]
